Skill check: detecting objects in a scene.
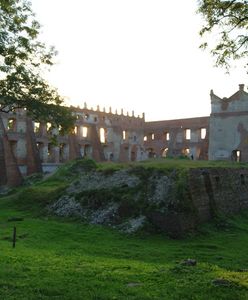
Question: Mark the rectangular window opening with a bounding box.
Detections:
[100,128,106,143]
[123,130,126,140]
[82,126,88,138]
[201,128,206,139]
[7,119,16,131]
[46,122,52,133]
[165,132,170,141]
[33,122,40,133]
[185,129,191,140]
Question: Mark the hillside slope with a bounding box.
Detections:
[5,158,248,238]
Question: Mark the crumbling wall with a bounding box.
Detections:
[189,168,248,221]
[47,163,248,238]
[144,117,209,160]
[0,106,146,183]
[209,84,248,161]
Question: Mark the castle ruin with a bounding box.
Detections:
[0,84,247,186]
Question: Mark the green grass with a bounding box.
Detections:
[1,197,248,299]
[1,158,248,299]
[97,157,248,173]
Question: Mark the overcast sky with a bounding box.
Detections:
[31,0,247,121]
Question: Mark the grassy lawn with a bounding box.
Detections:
[0,197,248,299]
[1,158,248,299]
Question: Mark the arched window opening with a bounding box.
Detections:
[36,142,44,162]
[59,143,66,162]
[33,122,40,133]
[182,148,190,156]
[7,118,16,131]
[147,148,156,158]
[84,144,92,157]
[232,150,241,162]
[162,148,169,157]
[46,122,52,133]
[47,143,53,162]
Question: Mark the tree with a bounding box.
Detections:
[197,0,248,70]
[0,0,75,132]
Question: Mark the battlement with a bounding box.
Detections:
[2,84,247,186]
[0,103,147,184]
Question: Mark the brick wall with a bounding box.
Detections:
[189,168,248,222]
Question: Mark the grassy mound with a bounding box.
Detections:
[1,158,248,298]
[3,157,248,228]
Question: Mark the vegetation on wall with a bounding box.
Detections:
[2,158,247,239]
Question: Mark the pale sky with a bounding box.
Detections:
[31,0,247,121]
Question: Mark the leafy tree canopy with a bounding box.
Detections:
[0,0,75,133]
[198,0,248,70]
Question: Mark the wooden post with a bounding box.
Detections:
[12,226,16,248]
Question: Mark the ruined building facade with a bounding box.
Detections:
[209,84,248,162]
[0,84,247,186]
[143,116,209,160]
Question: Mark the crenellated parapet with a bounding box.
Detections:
[0,104,147,180]
[71,104,145,128]
[2,83,248,185]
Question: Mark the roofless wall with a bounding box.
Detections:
[1,84,247,185]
